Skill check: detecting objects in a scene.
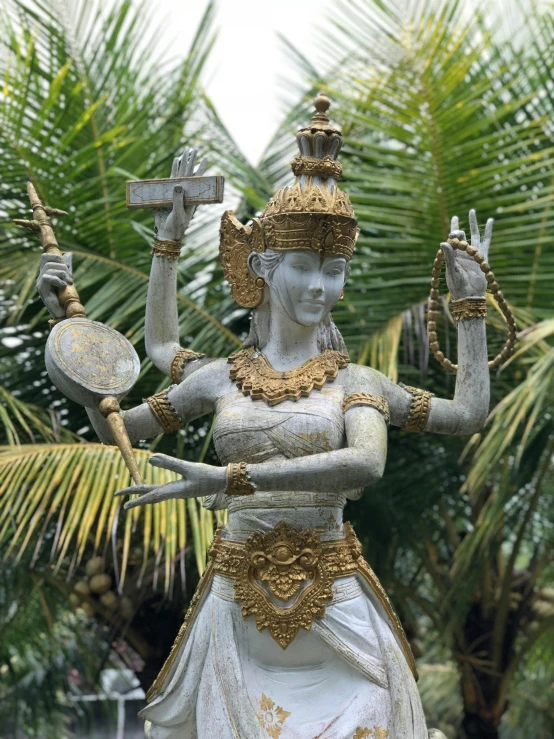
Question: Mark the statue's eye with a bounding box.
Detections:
[292,264,308,271]
[327,268,342,276]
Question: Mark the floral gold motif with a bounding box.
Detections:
[228,348,349,406]
[262,211,357,260]
[261,180,354,219]
[353,728,389,739]
[221,522,333,648]
[343,392,390,424]
[209,521,363,648]
[257,693,291,738]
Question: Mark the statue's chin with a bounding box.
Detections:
[284,304,330,328]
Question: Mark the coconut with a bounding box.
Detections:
[89,573,112,594]
[85,556,105,578]
[74,580,91,597]
[100,591,118,610]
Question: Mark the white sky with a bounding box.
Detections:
[155,0,332,164]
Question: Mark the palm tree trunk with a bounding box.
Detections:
[462,713,499,739]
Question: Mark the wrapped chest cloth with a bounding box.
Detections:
[141,520,428,739]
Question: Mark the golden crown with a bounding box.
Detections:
[219,93,357,308]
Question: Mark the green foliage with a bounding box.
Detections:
[0,552,106,738]
[1,0,553,735]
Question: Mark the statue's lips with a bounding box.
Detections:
[301,299,325,305]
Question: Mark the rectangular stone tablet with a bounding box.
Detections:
[126,176,225,209]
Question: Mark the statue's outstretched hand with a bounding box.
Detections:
[115,453,225,509]
[440,209,493,300]
[154,148,208,242]
[36,252,73,318]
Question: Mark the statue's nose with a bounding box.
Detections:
[308,278,324,295]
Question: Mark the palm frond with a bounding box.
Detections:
[464,319,554,493]
[307,0,554,356]
[0,443,218,592]
[0,385,75,444]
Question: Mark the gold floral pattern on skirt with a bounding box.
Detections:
[353,728,389,739]
[257,693,291,738]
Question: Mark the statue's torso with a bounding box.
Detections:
[212,381,353,538]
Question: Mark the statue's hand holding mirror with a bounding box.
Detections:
[17,182,142,484]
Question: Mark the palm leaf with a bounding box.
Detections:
[273,0,554,357]
[0,443,219,592]
[0,385,75,444]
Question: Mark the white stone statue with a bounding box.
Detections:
[36,94,498,739]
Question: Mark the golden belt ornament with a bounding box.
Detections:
[210,521,358,648]
[147,522,418,702]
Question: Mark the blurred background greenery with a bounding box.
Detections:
[0,0,553,737]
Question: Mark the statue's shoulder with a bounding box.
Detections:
[179,357,230,397]
[343,362,387,395]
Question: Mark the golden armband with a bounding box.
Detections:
[343,392,390,425]
[225,462,255,496]
[170,348,206,384]
[146,389,183,433]
[399,383,434,433]
[151,238,182,260]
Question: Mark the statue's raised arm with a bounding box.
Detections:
[379,209,515,436]
[145,148,212,382]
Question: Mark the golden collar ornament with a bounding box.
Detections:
[219,92,358,308]
[228,347,349,405]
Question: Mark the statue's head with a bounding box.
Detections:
[219,92,357,349]
[247,248,348,327]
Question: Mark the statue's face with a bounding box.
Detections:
[266,250,347,327]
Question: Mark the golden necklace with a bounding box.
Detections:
[228,347,349,405]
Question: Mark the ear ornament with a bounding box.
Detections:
[219,211,265,308]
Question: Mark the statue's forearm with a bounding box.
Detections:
[248,409,387,493]
[248,447,383,493]
[145,255,181,377]
[86,403,162,445]
[427,318,489,435]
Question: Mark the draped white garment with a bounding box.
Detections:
[140,387,428,739]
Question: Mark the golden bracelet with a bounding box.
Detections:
[152,238,182,260]
[452,297,487,322]
[170,348,206,384]
[343,392,390,425]
[399,383,434,433]
[146,389,183,433]
[226,462,255,496]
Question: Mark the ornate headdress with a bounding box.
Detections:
[219,92,358,308]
